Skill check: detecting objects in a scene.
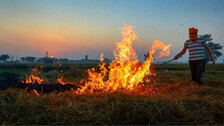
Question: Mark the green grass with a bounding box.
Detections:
[0,63,224,125]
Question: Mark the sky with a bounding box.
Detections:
[0,0,224,63]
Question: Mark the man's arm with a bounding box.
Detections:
[203,45,215,64]
[174,46,187,60]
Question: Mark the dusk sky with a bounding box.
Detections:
[0,0,224,63]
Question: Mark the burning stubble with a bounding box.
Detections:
[21,24,172,95]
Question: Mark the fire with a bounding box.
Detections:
[76,24,172,94]
[57,68,75,85]
[57,76,66,85]
[21,65,75,85]
[57,76,76,85]
[21,66,44,84]
[33,89,40,96]
[21,24,172,95]
[51,56,54,58]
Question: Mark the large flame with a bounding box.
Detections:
[21,24,172,95]
[76,24,172,94]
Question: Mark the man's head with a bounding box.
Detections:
[189,27,198,41]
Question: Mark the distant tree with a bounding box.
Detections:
[44,57,53,64]
[59,58,70,63]
[27,57,36,62]
[20,56,36,62]
[199,34,223,63]
[36,57,45,63]
[20,57,25,62]
[0,54,10,62]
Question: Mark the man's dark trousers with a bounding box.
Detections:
[189,59,206,84]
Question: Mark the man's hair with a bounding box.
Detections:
[189,27,198,33]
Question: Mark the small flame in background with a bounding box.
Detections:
[57,76,66,85]
[33,89,40,96]
[57,76,75,85]
[57,69,75,85]
[21,24,172,95]
[22,65,74,85]
[75,24,172,94]
[21,66,44,84]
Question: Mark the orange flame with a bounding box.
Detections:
[76,24,172,94]
[21,67,44,84]
[56,67,75,85]
[33,89,40,96]
[149,40,172,61]
[57,75,76,85]
[57,76,67,85]
[100,53,104,62]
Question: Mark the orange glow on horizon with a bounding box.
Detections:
[0,23,117,57]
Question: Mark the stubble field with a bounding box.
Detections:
[0,63,223,125]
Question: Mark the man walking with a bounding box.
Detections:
[174,28,215,85]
